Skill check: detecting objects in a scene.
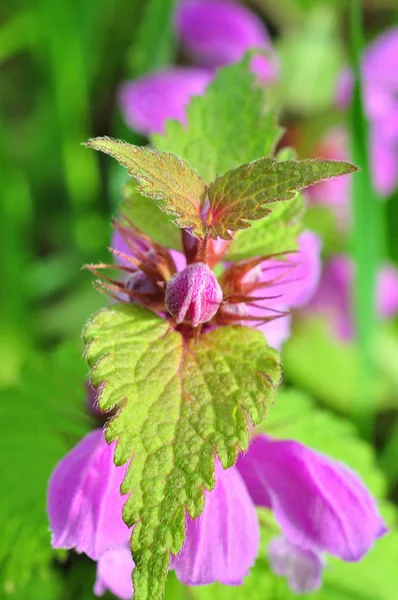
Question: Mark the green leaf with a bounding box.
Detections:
[83,303,281,600]
[121,182,183,250]
[86,137,207,237]
[0,344,92,592]
[226,193,304,260]
[283,318,395,416]
[206,158,357,239]
[152,59,283,183]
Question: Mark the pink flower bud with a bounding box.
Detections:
[126,271,158,297]
[165,262,223,327]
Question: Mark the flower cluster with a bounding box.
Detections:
[88,217,321,349]
[48,429,385,598]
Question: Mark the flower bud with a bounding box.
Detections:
[165,262,223,327]
[125,271,159,299]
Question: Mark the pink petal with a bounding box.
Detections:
[172,460,259,585]
[119,68,212,136]
[237,435,386,562]
[269,536,324,593]
[175,0,278,82]
[94,547,134,599]
[47,430,130,560]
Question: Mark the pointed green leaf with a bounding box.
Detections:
[122,182,183,250]
[85,137,207,237]
[83,304,281,600]
[206,158,357,239]
[152,59,283,182]
[226,193,305,260]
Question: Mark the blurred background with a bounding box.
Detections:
[1,0,398,598]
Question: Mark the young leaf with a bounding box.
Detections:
[152,58,283,182]
[85,137,207,237]
[206,158,357,239]
[122,182,183,250]
[226,193,305,260]
[83,303,281,600]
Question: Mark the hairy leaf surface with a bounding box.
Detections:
[206,158,357,239]
[226,193,305,260]
[86,137,207,237]
[152,59,282,182]
[122,182,183,250]
[83,304,281,600]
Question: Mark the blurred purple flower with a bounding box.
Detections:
[306,128,352,229]
[47,431,259,597]
[309,254,398,340]
[236,435,386,592]
[119,0,277,136]
[171,459,259,585]
[175,0,278,82]
[337,27,398,197]
[111,227,321,349]
[119,68,212,136]
[47,429,385,597]
[235,231,322,349]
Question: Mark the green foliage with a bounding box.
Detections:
[349,0,383,437]
[206,158,354,240]
[87,136,354,244]
[0,344,92,593]
[283,318,396,416]
[83,303,281,600]
[122,182,183,250]
[152,59,283,183]
[127,0,177,77]
[277,5,344,113]
[226,193,304,260]
[86,138,207,237]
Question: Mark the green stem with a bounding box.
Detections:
[349,0,382,438]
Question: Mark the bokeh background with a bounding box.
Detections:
[1,0,398,598]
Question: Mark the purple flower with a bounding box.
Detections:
[47,429,385,597]
[47,431,259,597]
[236,435,386,592]
[221,230,322,349]
[175,0,278,82]
[337,27,398,196]
[165,262,223,326]
[119,1,277,136]
[306,128,352,229]
[171,460,259,585]
[268,537,324,593]
[109,225,322,349]
[47,430,129,561]
[119,68,212,136]
[309,254,398,340]
[94,548,134,600]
